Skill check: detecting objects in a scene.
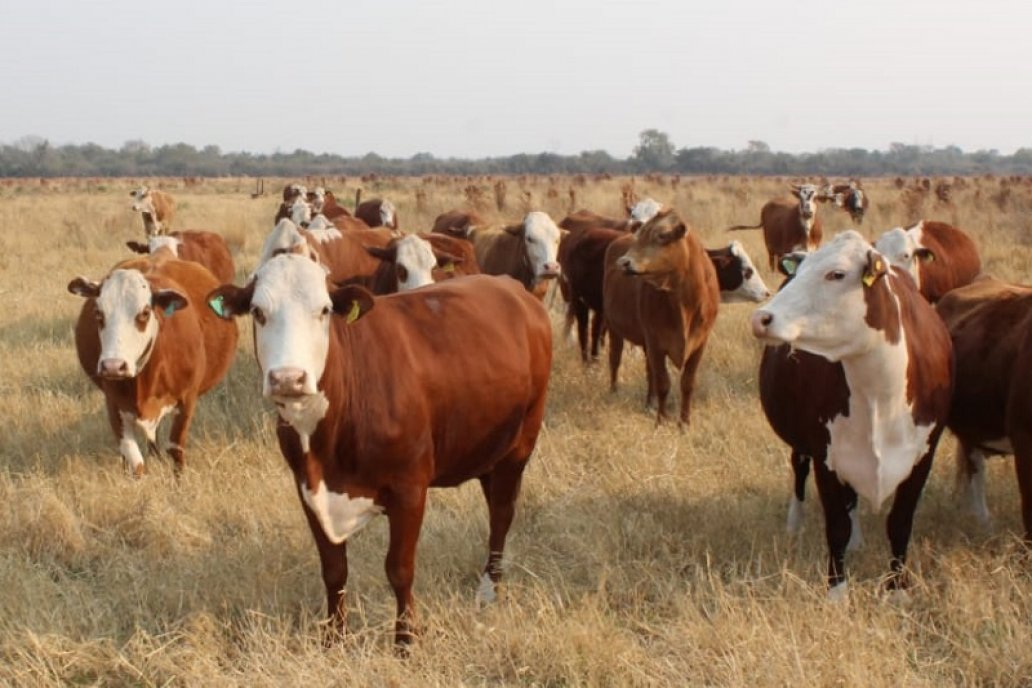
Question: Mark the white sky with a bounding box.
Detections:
[3,0,1030,158]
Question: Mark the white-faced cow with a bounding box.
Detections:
[130,186,176,237]
[819,181,869,224]
[257,218,392,284]
[126,230,235,284]
[751,230,953,600]
[69,254,238,476]
[874,220,982,303]
[351,233,471,295]
[730,184,823,270]
[470,211,564,300]
[206,257,552,647]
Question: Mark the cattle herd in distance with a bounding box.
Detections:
[64,178,1029,648]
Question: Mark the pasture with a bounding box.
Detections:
[2,174,1032,685]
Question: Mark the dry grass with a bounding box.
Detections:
[2,175,1032,685]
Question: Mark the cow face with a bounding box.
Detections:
[874,224,933,287]
[68,269,187,379]
[379,199,398,228]
[790,185,819,222]
[616,210,689,286]
[845,188,866,223]
[520,211,562,282]
[629,197,664,224]
[718,240,771,303]
[367,235,438,291]
[208,254,372,399]
[289,197,312,228]
[308,187,326,214]
[750,230,890,362]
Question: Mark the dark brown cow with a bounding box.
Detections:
[729,184,822,270]
[126,230,235,283]
[819,181,869,224]
[431,209,489,239]
[354,189,399,229]
[130,186,176,236]
[603,209,720,425]
[936,277,1032,534]
[68,253,238,476]
[207,262,552,647]
[751,231,953,600]
[874,220,982,303]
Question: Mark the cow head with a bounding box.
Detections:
[790,184,819,224]
[628,197,664,224]
[307,187,326,214]
[379,199,398,229]
[710,240,771,303]
[507,211,562,283]
[256,219,322,276]
[873,223,933,287]
[289,196,313,228]
[206,254,373,399]
[843,186,866,224]
[366,234,444,291]
[615,209,689,288]
[750,230,893,361]
[68,269,187,379]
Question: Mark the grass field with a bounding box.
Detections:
[2,174,1032,685]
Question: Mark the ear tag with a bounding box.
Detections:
[208,294,226,318]
[346,301,361,324]
[780,258,797,276]
[862,273,876,287]
[921,252,935,263]
[164,303,177,317]
[443,263,456,273]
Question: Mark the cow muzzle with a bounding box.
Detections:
[538,262,561,279]
[616,255,640,275]
[98,358,131,380]
[268,367,309,397]
[750,311,775,339]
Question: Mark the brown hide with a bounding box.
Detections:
[912,221,982,302]
[730,198,822,270]
[355,198,399,229]
[431,209,487,239]
[305,227,393,284]
[128,230,235,284]
[351,232,480,295]
[559,209,635,233]
[73,255,238,471]
[471,224,542,297]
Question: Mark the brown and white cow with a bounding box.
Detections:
[126,230,235,283]
[354,191,399,230]
[350,233,471,295]
[130,186,176,237]
[68,253,238,476]
[936,277,1032,533]
[431,209,488,239]
[729,184,822,270]
[819,181,869,224]
[470,211,563,300]
[603,209,720,425]
[751,230,953,600]
[206,259,552,647]
[257,219,392,284]
[874,220,982,303]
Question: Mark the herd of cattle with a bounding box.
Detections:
[63,181,1031,646]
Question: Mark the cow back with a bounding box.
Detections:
[173,230,236,283]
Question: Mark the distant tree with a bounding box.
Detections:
[633,129,675,172]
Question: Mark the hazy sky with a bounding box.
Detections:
[3,0,1030,158]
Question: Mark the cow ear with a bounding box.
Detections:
[433,249,463,271]
[152,289,189,317]
[779,253,804,277]
[126,240,149,254]
[68,276,100,298]
[331,285,375,324]
[660,222,687,244]
[206,282,254,320]
[914,247,936,263]
[366,245,397,262]
[862,250,888,287]
[789,187,801,199]
[503,223,525,236]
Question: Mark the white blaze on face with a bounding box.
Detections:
[629,198,663,223]
[874,223,923,287]
[726,240,771,303]
[752,231,878,361]
[95,269,159,377]
[300,480,382,544]
[394,234,437,291]
[289,197,312,226]
[379,199,397,227]
[147,235,181,256]
[130,186,153,214]
[522,211,562,280]
[310,187,326,213]
[797,185,818,223]
[251,254,333,398]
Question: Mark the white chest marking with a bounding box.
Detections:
[118,411,145,472]
[136,404,176,443]
[276,392,329,452]
[300,480,383,544]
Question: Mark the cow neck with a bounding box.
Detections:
[797,208,815,236]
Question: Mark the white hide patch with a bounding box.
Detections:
[136,405,176,444]
[300,480,383,544]
[629,198,663,223]
[827,581,849,604]
[276,392,330,453]
[847,506,864,551]
[96,269,159,377]
[148,235,181,256]
[476,572,498,605]
[522,211,562,280]
[874,225,922,287]
[725,240,771,303]
[305,215,341,236]
[786,496,804,535]
[394,234,437,291]
[119,411,145,473]
[379,200,397,227]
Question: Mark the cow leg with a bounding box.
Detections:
[106,397,145,478]
[476,460,528,605]
[885,443,937,593]
[589,310,605,362]
[573,299,590,363]
[298,493,350,642]
[647,346,671,423]
[1011,427,1032,541]
[385,484,428,649]
[812,456,856,599]
[677,343,708,426]
[954,441,990,527]
[608,333,625,391]
[787,452,811,535]
[166,397,196,474]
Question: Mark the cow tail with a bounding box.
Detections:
[727,222,763,231]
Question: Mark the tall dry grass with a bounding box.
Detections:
[1,175,1032,685]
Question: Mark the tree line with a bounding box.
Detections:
[3,131,1032,178]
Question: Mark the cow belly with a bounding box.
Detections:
[301,480,383,544]
[826,403,935,510]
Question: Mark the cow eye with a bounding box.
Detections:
[825,270,847,281]
[320,305,331,318]
[743,268,754,279]
[136,306,151,326]
[95,310,106,328]
[251,306,267,325]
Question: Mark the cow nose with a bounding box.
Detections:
[540,261,561,278]
[98,358,130,379]
[751,311,774,338]
[268,367,308,396]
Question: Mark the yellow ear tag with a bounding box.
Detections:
[345,301,361,323]
[862,273,876,287]
[443,263,456,273]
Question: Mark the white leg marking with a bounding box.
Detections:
[786,496,804,535]
[847,505,864,551]
[827,581,849,604]
[886,588,911,606]
[968,449,991,527]
[476,572,498,606]
[119,438,145,475]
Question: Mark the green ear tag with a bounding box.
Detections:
[208,294,226,318]
[164,303,177,317]
[346,301,361,324]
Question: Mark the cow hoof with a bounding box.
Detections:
[476,572,498,607]
[886,588,911,607]
[786,497,804,535]
[132,463,146,479]
[826,581,849,604]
